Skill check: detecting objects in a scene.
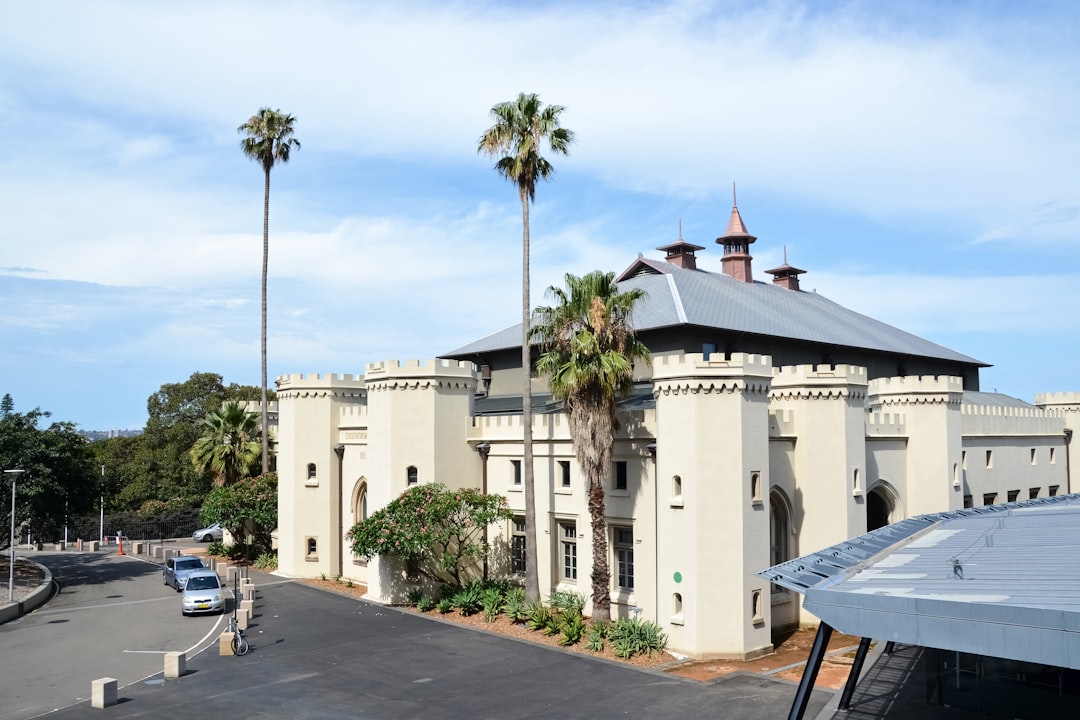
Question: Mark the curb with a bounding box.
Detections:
[0,559,54,624]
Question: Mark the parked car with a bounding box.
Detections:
[164,555,207,591]
[192,523,223,542]
[181,570,224,616]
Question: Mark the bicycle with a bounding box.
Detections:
[226,614,249,656]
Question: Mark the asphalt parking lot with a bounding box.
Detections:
[19,563,830,720]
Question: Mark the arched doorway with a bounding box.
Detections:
[866,482,899,532]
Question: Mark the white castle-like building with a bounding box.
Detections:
[273,203,1080,660]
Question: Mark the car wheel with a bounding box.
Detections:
[202,534,213,542]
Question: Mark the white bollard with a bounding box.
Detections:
[165,652,186,678]
[91,677,117,708]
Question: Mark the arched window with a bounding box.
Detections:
[407,466,418,486]
[769,489,791,569]
[307,463,317,479]
[353,480,368,523]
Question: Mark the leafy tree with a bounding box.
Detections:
[0,400,97,548]
[200,472,277,552]
[347,484,511,587]
[238,107,301,476]
[190,401,262,487]
[533,271,649,622]
[478,92,574,602]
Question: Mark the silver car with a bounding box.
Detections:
[192,523,224,542]
[181,570,224,616]
[164,555,206,591]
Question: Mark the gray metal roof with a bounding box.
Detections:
[962,391,1036,408]
[444,259,985,367]
[759,495,1080,668]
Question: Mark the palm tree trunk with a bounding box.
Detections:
[588,478,611,623]
[260,165,271,475]
[520,189,540,603]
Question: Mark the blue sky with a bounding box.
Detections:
[2,0,1078,430]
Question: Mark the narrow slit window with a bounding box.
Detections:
[407,465,418,485]
[614,461,627,491]
[560,460,571,488]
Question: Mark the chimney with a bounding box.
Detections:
[657,220,705,270]
[716,184,756,282]
[765,246,806,291]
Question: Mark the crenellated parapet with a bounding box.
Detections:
[1035,392,1080,415]
[651,352,773,397]
[868,375,964,408]
[275,373,366,400]
[961,402,1064,436]
[770,364,868,401]
[866,411,906,436]
[364,359,476,393]
[769,408,796,436]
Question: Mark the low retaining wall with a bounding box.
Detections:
[0,559,54,624]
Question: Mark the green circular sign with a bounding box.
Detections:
[673,571,682,583]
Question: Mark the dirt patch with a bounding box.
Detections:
[0,557,47,603]
[666,626,864,689]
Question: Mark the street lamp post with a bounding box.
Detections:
[5,469,26,603]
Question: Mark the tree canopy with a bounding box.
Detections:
[190,401,263,487]
[0,396,97,548]
[200,472,277,553]
[348,484,511,587]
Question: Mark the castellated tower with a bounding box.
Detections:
[1035,392,1080,494]
[363,359,479,603]
[868,375,964,515]
[770,364,869,567]
[276,373,366,579]
[652,352,773,660]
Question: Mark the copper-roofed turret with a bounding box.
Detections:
[765,246,806,291]
[716,184,756,283]
[657,220,706,270]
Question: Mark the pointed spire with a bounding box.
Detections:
[657,219,705,270]
[716,183,756,282]
[766,244,807,291]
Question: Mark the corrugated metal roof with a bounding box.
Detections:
[759,495,1080,668]
[444,260,985,366]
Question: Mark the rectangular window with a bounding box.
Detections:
[1050,485,1060,497]
[963,494,973,508]
[560,460,571,488]
[614,461,627,491]
[986,450,993,469]
[1007,489,1019,502]
[983,492,997,506]
[1029,487,1040,499]
[560,522,577,581]
[510,517,526,575]
[614,526,634,591]
[511,460,521,486]
[1031,448,1037,465]
[1051,447,1057,464]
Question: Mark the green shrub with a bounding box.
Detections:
[345,578,354,588]
[586,621,608,652]
[252,551,277,570]
[452,584,484,616]
[503,586,527,623]
[319,572,328,581]
[609,617,667,658]
[560,612,586,646]
[481,587,504,622]
[436,597,454,614]
[406,589,425,607]
[206,540,227,557]
[417,596,435,613]
[525,600,552,632]
[548,589,586,616]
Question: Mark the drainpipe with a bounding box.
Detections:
[475,443,491,581]
[1065,429,1073,495]
[334,444,345,578]
[647,442,657,624]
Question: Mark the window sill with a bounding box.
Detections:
[507,484,523,492]
[304,480,319,488]
[305,555,319,562]
[554,487,573,495]
[669,498,684,508]
[612,589,635,605]
[607,489,630,498]
[670,614,684,626]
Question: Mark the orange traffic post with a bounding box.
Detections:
[117,536,125,556]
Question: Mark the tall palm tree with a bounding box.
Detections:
[190,401,264,487]
[533,271,648,623]
[238,107,300,474]
[479,93,574,603]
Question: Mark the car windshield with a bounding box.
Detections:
[185,576,220,591]
[175,559,203,571]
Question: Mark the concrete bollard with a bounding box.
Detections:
[219,630,233,655]
[241,598,254,619]
[244,584,255,601]
[216,563,229,580]
[227,566,240,584]
[132,541,145,555]
[164,652,186,678]
[91,677,117,708]
[87,540,100,552]
[237,607,250,630]
[152,545,164,560]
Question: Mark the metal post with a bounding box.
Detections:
[838,636,873,710]
[788,622,833,720]
[99,465,105,546]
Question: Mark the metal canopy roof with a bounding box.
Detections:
[443,259,986,367]
[759,495,1080,668]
